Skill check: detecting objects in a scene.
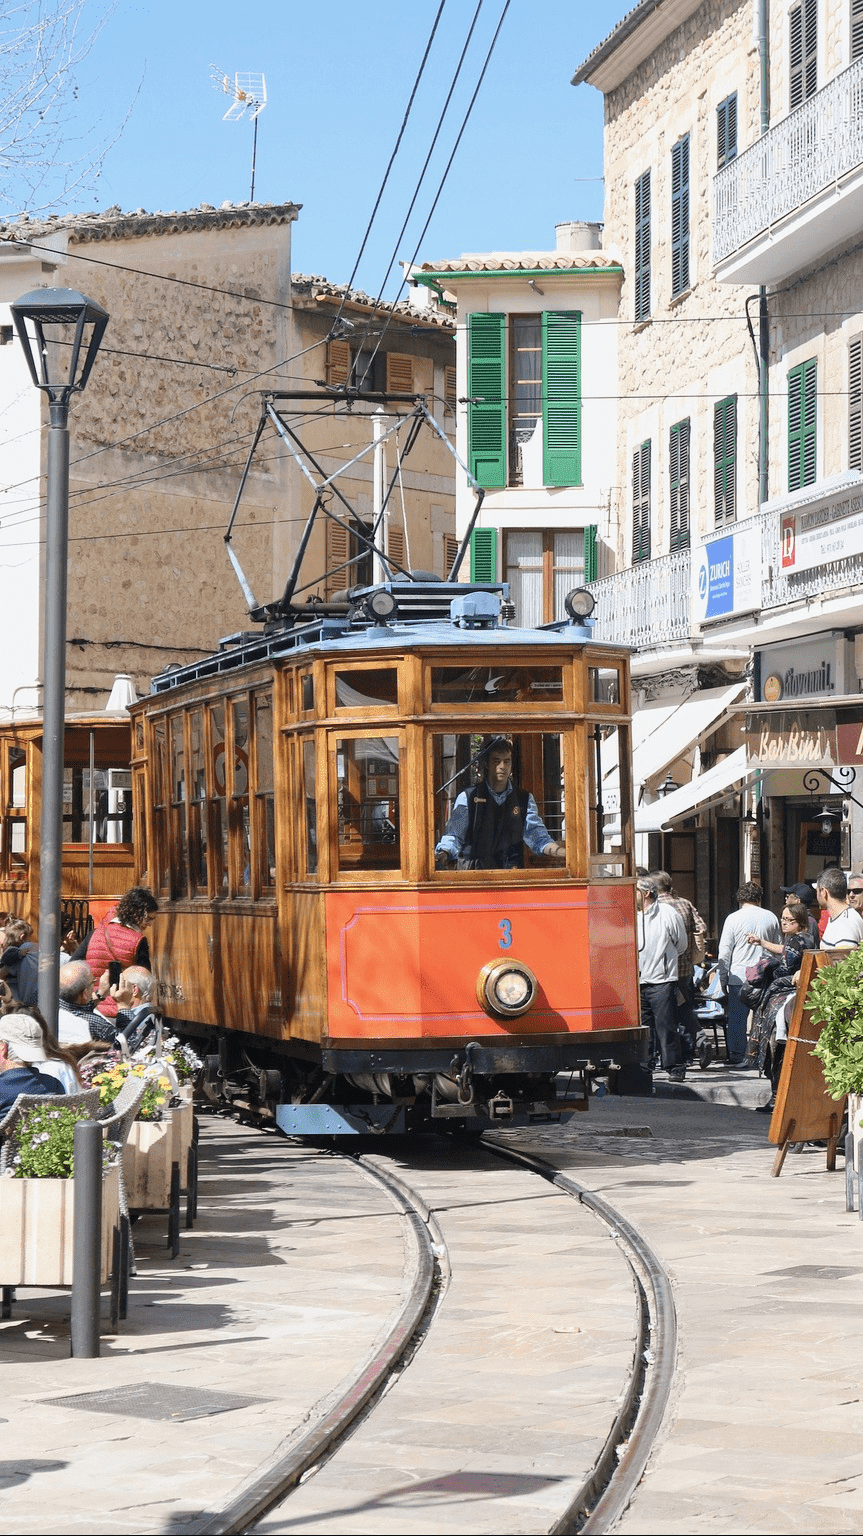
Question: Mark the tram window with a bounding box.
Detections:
[334,668,398,709]
[232,699,251,896]
[335,736,400,872]
[62,766,132,845]
[10,748,25,808]
[301,674,314,713]
[189,709,207,895]
[209,704,229,895]
[153,720,170,896]
[303,739,318,875]
[587,721,630,878]
[432,732,566,870]
[588,666,622,706]
[134,770,149,887]
[170,716,188,898]
[430,665,563,705]
[254,692,276,890]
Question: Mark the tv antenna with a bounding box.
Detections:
[211,67,268,202]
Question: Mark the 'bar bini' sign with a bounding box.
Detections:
[692,525,761,622]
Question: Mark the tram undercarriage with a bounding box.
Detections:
[193,1025,650,1133]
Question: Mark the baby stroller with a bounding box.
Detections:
[692,956,729,1068]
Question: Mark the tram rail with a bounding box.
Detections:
[189,1130,678,1536]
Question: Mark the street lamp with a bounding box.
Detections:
[10,288,109,1034]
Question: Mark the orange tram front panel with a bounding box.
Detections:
[324,881,639,1043]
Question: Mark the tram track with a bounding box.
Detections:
[195,1132,677,1536]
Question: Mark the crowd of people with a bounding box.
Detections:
[636,864,863,1101]
[0,887,160,1116]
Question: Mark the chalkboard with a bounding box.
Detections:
[769,950,846,1176]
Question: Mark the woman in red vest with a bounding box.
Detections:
[74,887,158,1019]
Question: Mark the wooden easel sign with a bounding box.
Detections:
[769,951,846,1176]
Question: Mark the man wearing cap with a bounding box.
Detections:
[435,738,565,869]
[780,881,821,945]
[0,1015,62,1115]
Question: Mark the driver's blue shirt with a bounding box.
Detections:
[436,780,556,860]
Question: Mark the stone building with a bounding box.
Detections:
[0,203,456,714]
[574,0,863,930]
[409,222,622,626]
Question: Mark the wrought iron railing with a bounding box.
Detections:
[714,56,863,264]
[588,547,692,648]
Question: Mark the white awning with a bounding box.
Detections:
[635,745,752,832]
[633,682,745,787]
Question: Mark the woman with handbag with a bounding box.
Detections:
[743,901,815,1108]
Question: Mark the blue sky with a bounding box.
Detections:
[10,0,625,295]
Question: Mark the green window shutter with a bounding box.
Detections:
[671,136,690,297]
[542,310,581,487]
[632,441,651,563]
[470,527,497,583]
[669,419,691,551]
[788,359,817,490]
[717,94,737,169]
[850,337,862,471]
[584,524,598,583]
[714,395,737,524]
[467,313,506,488]
[634,171,651,322]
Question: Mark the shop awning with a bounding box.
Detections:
[632,682,746,786]
[635,744,753,832]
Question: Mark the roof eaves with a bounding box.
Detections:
[572,0,704,90]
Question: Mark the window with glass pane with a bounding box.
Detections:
[134,770,149,887]
[336,736,400,872]
[431,664,563,705]
[587,721,630,877]
[254,692,276,890]
[303,739,318,875]
[509,315,542,485]
[189,709,207,894]
[210,704,228,895]
[432,732,565,869]
[589,667,621,705]
[334,669,398,709]
[232,699,251,896]
[301,673,314,713]
[170,715,187,898]
[152,720,170,895]
[504,529,583,626]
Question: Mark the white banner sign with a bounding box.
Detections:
[781,487,863,574]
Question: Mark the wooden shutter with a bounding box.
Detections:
[542,310,581,487]
[387,523,406,574]
[851,337,863,472]
[788,359,817,490]
[669,420,691,551]
[634,172,651,322]
[790,0,817,109]
[443,534,459,578]
[584,523,599,583]
[470,527,497,583]
[717,94,737,169]
[386,352,414,394]
[467,313,506,488]
[671,136,690,298]
[326,339,351,387]
[444,364,457,416]
[632,441,651,563]
[325,519,350,597]
[714,396,737,524]
[853,0,863,61]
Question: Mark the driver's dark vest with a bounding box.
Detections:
[463,784,530,869]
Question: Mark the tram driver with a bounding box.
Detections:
[435,737,565,870]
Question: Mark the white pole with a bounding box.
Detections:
[372,407,387,585]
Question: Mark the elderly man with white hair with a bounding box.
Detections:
[112,966,160,1053]
[57,960,99,1044]
[0,1013,62,1114]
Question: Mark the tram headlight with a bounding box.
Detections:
[476,958,538,1019]
[564,587,596,622]
[367,588,398,623]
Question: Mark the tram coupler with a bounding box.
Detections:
[488,1092,514,1121]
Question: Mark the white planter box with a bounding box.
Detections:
[124,1119,173,1208]
[0,1165,119,1287]
[170,1100,194,1175]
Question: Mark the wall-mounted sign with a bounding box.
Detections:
[745,710,836,764]
[781,485,863,573]
[763,674,783,701]
[757,635,843,700]
[693,524,762,622]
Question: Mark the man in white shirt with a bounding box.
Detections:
[636,877,688,1080]
[718,882,781,1064]
[817,867,863,950]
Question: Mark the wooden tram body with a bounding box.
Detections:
[131,582,645,1132]
[0,714,134,933]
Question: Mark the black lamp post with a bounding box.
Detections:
[10,289,109,1034]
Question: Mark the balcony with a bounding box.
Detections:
[713,57,863,285]
[588,547,691,650]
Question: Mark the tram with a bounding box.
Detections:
[130,578,647,1133]
[0,713,134,935]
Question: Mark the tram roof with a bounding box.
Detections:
[149,584,628,695]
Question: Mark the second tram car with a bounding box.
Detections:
[131,579,647,1132]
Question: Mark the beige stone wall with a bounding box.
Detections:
[601,0,760,568]
[769,0,849,117]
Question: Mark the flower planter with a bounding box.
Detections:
[170,1099,194,1174]
[0,1165,119,1287]
[124,1118,173,1209]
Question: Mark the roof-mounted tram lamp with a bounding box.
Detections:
[10,288,109,1037]
[564,587,596,639]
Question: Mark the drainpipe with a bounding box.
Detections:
[758,0,770,504]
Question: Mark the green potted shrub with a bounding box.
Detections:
[809,951,863,1166]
